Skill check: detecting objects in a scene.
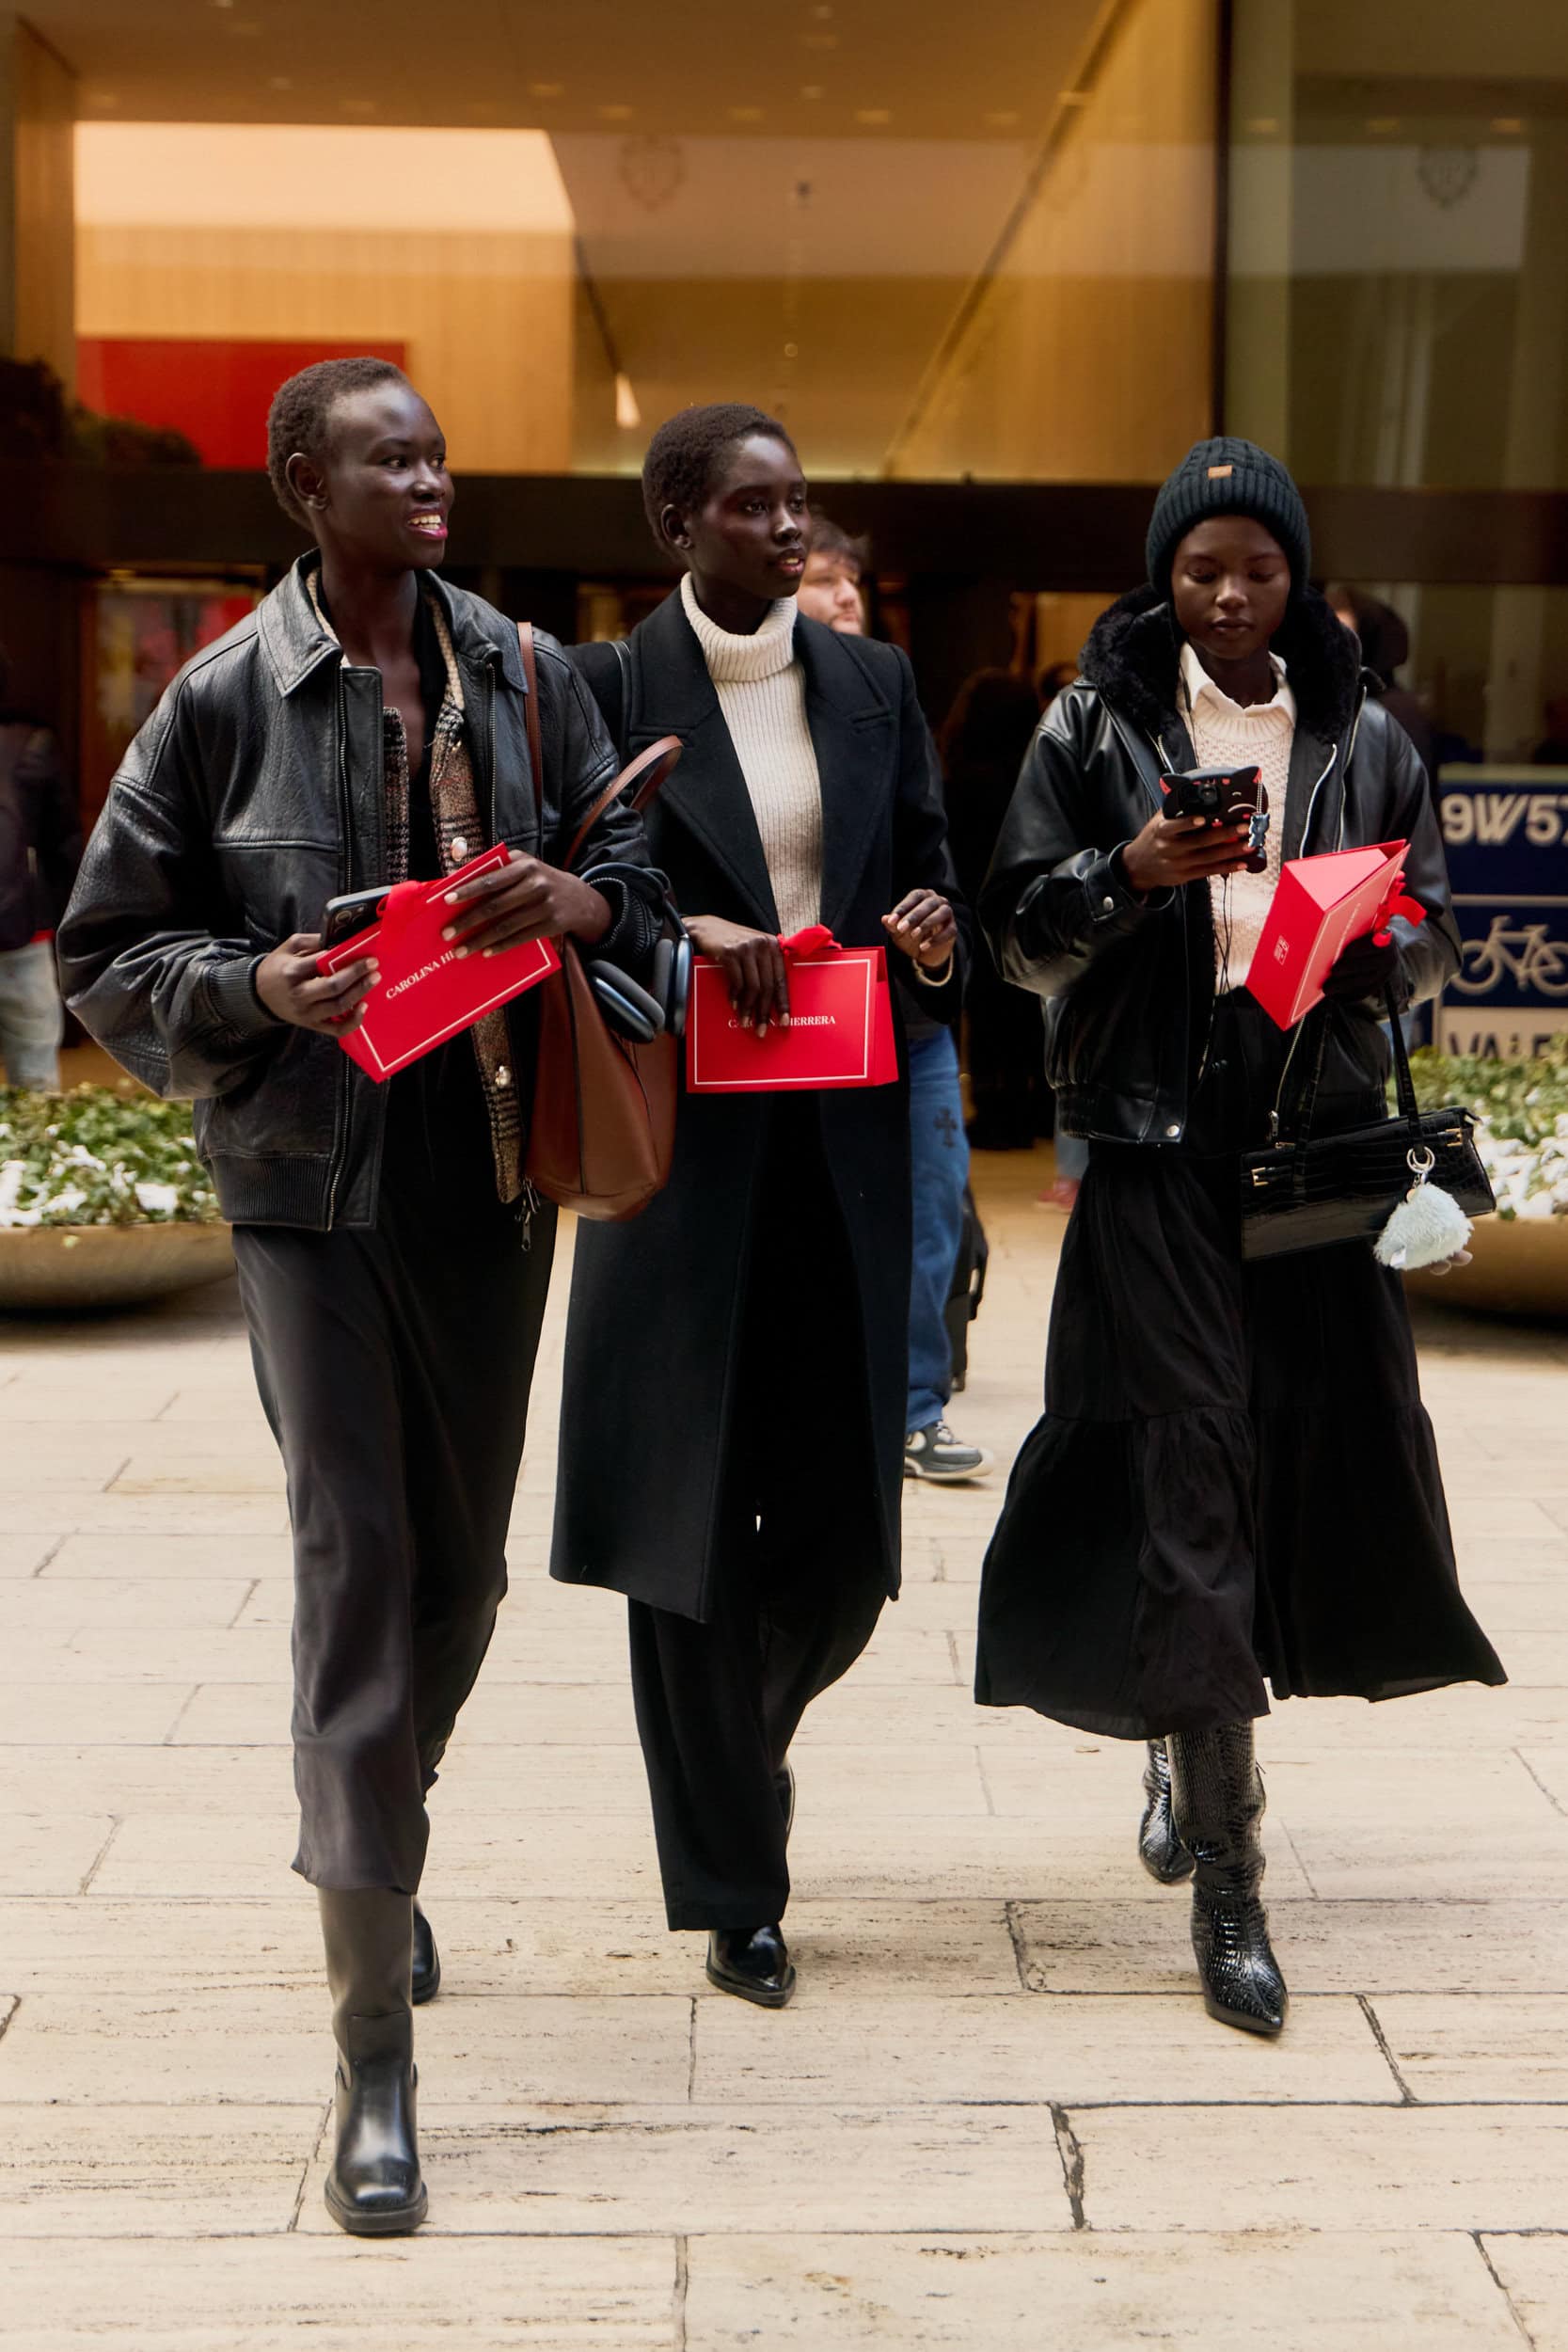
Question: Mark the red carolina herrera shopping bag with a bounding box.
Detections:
[315,849,561,1082]
[685,926,899,1092]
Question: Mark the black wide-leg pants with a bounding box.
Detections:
[628,1134,888,1932]
[233,1196,556,1895]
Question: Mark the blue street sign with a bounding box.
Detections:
[1436,768,1568,1057]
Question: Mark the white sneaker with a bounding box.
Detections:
[904,1421,992,1484]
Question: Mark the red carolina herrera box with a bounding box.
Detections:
[686,944,899,1092]
[1244,841,1411,1029]
[315,848,561,1082]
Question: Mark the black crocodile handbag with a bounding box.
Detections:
[1239,988,1493,1261]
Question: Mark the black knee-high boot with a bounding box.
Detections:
[319,1888,427,2234]
[1165,1724,1288,2037]
[1137,1738,1194,1885]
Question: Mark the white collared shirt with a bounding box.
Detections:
[1178,642,1296,993]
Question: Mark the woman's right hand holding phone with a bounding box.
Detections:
[1118,809,1252,898]
[686,915,790,1036]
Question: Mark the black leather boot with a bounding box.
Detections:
[706,1925,797,2008]
[1166,1723,1288,2038]
[1138,1738,1194,1885]
[319,1888,427,2234]
[412,1904,440,2005]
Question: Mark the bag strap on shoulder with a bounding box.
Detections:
[515,622,681,874]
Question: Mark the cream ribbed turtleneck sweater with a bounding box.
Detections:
[681,573,823,936]
[1179,640,1296,994]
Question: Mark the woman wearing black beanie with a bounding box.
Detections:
[975,437,1503,2037]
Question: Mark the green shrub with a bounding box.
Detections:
[0,1088,219,1228]
[1403,1039,1568,1220]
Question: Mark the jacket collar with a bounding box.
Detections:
[258,554,528,699]
[1082,582,1361,745]
[629,587,896,935]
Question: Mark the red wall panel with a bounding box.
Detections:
[76,338,407,468]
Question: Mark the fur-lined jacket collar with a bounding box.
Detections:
[1079,582,1364,747]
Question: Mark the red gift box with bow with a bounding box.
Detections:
[685,925,900,1092]
[1243,840,1421,1028]
[314,848,561,1082]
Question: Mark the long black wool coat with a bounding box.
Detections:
[550,588,968,1622]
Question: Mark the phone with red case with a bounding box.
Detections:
[314,847,560,1082]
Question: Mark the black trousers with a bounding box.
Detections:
[628,1140,887,1931]
[233,1191,556,1895]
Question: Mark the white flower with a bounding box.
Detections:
[133,1182,181,1216]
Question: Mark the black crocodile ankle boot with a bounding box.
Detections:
[1137,1738,1194,1885]
[319,1888,427,2235]
[1165,1723,1288,2038]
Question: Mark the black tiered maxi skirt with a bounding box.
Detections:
[974,995,1505,1740]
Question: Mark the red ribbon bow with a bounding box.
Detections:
[1371,874,1426,947]
[777,925,840,959]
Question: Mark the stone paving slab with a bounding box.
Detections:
[1014,1898,1568,1994]
[1369,1993,1568,2102]
[0,1683,194,1746]
[0,2235,678,2350]
[0,1896,1024,2001]
[681,2231,1525,2349]
[689,1989,1397,2106]
[0,1491,291,1535]
[293,2105,1074,2236]
[1484,2234,1568,2352]
[0,1578,256,1629]
[0,1746,293,1816]
[0,2103,323,2236]
[40,1533,295,1579]
[1071,2104,1568,2232]
[0,1989,695,2107]
[1,1815,116,1898]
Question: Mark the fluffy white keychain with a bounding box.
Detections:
[1374,1148,1473,1275]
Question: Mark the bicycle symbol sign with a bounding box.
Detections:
[1449,914,1568,999]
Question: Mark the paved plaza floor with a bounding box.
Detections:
[3,1147,1567,2348]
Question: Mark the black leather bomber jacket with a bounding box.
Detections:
[981,587,1462,1147]
[57,558,661,1228]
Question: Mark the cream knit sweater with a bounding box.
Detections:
[681,573,823,936]
[1179,641,1296,994]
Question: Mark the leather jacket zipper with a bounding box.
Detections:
[324,692,354,1228]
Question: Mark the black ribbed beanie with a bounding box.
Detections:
[1145,437,1310,596]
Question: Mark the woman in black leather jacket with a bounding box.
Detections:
[59,358,663,2234]
[976,439,1503,2040]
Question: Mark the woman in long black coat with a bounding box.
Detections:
[553,404,966,2006]
[977,438,1503,2040]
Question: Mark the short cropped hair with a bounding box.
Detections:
[641,402,797,544]
[266,356,412,528]
[809,514,870,575]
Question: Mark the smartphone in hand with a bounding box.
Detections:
[1161,767,1270,873]
[321,888,391,950]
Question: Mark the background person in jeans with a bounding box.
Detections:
[0,644,80,1088]
[798,530,990,1484]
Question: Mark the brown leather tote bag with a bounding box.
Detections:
[515,624,682,1221]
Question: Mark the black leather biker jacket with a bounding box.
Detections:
[981,588,1461,1146]
[58,558,661,1228]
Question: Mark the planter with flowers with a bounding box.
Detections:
[1403,1040,1568,1317]
[0,1086,231,1311]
